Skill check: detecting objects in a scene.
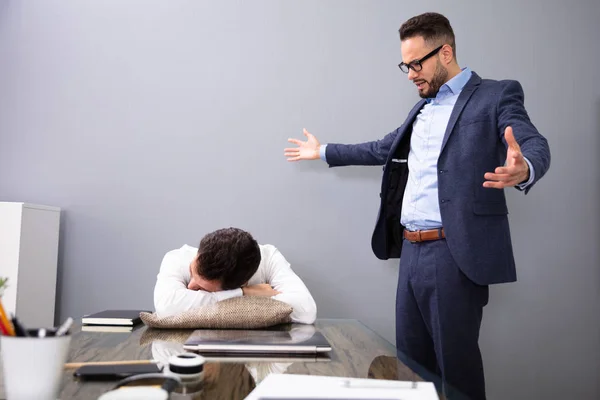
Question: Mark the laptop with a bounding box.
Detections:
[197,353,332,363]
[182,327,332,355]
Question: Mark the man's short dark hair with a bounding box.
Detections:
[399,12,456,59]
[196,227,261,290]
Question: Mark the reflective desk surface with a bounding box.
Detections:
[1,319,447,399]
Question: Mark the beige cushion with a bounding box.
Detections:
[140,296,293,329]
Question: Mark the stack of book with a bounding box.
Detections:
[81,310,146,333]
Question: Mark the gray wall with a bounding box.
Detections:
[0,1,598,399]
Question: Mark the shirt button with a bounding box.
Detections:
[441,199,446,203]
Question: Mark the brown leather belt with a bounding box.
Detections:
[403,228,445,243]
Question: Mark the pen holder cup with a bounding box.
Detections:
[1,329,71,400]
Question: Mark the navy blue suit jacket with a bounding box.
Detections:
[325,72,550,285]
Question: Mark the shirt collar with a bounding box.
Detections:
[427,67,472,102]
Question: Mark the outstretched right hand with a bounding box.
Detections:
[242,283,280,297]
[284,128,321,162]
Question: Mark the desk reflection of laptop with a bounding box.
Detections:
[183,324,332,355]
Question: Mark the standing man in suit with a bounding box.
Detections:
[284,12,550,400]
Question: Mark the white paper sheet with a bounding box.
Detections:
[244,373,440,400]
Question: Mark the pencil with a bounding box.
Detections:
[64,359,158,369]
[0,321,8,335]
[0,299,16,336]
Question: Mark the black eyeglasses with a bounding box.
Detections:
[398,45,443,73]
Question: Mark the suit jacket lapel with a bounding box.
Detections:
[387,99,427,163]
[440,72,482,153]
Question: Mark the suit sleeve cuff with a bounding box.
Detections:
[517,157,535,190]
[319,144,328,162]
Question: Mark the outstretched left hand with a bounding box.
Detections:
[483,126,529,189]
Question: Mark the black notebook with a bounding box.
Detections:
[81,310,146,326]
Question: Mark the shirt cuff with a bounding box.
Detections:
[517,157,535,189]
[319,144,328,162]
[214,288,243,302]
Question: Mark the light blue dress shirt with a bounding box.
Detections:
[320,67,534,231]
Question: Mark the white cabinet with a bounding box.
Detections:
[0,202,61,328]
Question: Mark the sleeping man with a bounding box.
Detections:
[153,227,317,324]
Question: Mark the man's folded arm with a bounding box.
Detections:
[264,245,318,324]
[153,253,242,317]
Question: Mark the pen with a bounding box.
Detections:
[341,379,418,389]
[56,317,74,336]
[11,315,28,337]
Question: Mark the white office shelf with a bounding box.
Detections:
[0,202,61,328]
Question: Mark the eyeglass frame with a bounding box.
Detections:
[398,45,444,73]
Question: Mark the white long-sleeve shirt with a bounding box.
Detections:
[153,244,317,324]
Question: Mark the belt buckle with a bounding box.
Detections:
[409,230,421,243]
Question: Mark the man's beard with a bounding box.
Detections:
[417,61,448,99]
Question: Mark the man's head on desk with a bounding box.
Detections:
[187,227,261,292]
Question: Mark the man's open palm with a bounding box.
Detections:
[483,126,529,189]
[284,129,321,161]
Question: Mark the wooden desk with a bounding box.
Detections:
[0,319,437,399]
